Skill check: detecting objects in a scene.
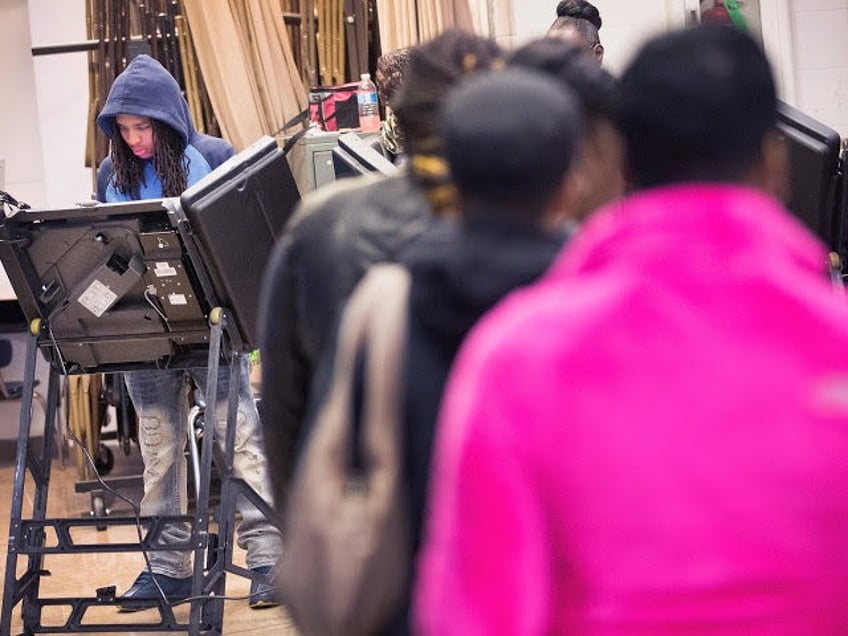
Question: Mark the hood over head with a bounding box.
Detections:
[405,218,566,352]
[97,54,193,143]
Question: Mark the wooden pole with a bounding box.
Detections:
[333,0,344,84]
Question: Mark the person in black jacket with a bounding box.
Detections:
[290,66,583,636]
[395,67,581,631]
[257,30,503,516]
[396,54,621,558]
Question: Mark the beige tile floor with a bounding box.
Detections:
[0,438,298,635]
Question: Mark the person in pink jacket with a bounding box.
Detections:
[415,24,848,635]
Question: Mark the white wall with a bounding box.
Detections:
[581,0,686,75]
[0,0,89,441]
[790,0,848,135]
[29,0,92,205]
[0,0,48,208]
[0,0,90,209]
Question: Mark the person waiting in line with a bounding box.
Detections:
[96,54,281,611]
[509,36,624,222]
[547,0,605,65]
[416,24,848,634]
[284,64,582,636]
[257,29,503,519]
[373,46,413,163]
[383,66,582,634]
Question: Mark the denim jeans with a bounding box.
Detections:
[124,357,282,578]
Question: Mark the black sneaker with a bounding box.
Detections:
[248,565,279,609]
[118,571,193,612]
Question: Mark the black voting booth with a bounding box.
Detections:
[776,100,848,256]
[331,132,400,180]
[0,135,299,634]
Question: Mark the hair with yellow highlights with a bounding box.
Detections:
[393,29,503,215]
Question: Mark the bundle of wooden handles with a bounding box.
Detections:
[316,0,346,86]
[181,0,308,151]
[375,0,475,54]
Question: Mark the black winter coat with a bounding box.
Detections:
[258,173,433,511]
[380,215,568,635]
[401,216,567,558]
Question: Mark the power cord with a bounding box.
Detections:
[46,322,70,377]
[66,395,259,610]
[143,286,171,328]
[66,424,171,606]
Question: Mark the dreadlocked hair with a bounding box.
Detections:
[109,119,188,198]
[392,29,503,215]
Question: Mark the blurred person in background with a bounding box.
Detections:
[548,0,604,65]
[416,24,848,635]
[289,60,582,636]
[257,29,503,521]
[374,46,413,162]
[378,65,582,634]
[509,36,624,222]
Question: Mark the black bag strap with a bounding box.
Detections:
[335,264,411,481]
[278,262,412,635]
[272,108,311,156]
[311,82,360,94]
[317,102,340,130]
[350,345,367,474]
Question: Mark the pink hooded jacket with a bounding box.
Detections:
[415,185,848,635]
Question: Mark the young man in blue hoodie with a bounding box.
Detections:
[96,54,281,610]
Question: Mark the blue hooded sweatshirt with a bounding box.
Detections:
[97,54,232,202]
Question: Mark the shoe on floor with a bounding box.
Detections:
[118,570,193,612]
[249,565,280,609]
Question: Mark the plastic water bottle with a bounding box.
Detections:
[357,73,381,133]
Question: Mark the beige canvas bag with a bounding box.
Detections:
[279,263,411,636]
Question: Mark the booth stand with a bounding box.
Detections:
[0,197,276,635]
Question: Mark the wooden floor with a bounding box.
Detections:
[0,434,299,635]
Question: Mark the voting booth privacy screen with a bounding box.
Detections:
[776,100,847,252]
[0,136,300,374]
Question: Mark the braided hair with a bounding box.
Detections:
[392,29,503,215]
[109,118,188,199]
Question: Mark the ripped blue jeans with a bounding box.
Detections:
[124,357,281,578]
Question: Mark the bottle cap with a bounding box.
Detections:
[360,73,371,81]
